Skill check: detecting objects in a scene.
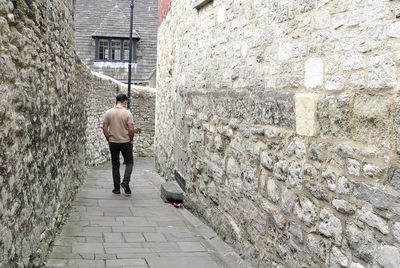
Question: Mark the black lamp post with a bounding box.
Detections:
[127,0,134,110]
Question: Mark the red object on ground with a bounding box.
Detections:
[172,202,182,208]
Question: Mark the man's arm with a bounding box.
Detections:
[128,122,134,142]
[102,121,110,142]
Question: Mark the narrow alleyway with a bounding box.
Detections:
[45,158,250,268]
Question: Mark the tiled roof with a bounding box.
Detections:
[75,0,158,83]
[92,5,140,39]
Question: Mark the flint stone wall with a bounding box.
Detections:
[85,72,156,166]
[0,0,86,266]
[0,0,155,266]
[155,0,400,267]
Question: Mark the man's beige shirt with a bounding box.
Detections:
[103,107,134,143]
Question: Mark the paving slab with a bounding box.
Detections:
[45,158,252,268]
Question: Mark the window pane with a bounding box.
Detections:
[123,40,130,61]
[99,40,109,60]
[111,40,121,60]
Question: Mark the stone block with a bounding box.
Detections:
[363,164,382,177]
[217,5,225,24]
[347,159,360,176]
[393,222,400,242]
[358,207,389,234]
[160,182,184,203]
[306,234,330,264]
[317,94,351,138]
[330,246,348,267]
[353,182,400,214]
[281,188,295,214]
[274,160,288,181]
[387,22,400,38]
[337,176,351,194]
[325,75,344,91]
[340,54,365,71]
[308,143,326,162]
[396,97,400,155]
[241,165,258,200]
[298,0,316,13]
[388,166,400,192]
[332,199,356,215]
[353,94,390,148]
[286,137,306,158]
[295,93,318,136]
[266,179,280,203]
[278,40,292,61]
[319,209,342,244]
[367,54,396,89]
[288,161,302,187]
[252,92,295,128]
[304,58,323,88]
[349,72,365,90]
[226,157,240,179]
[288,223,303,244]
[375,245,400,268]
[260,151,273,171]
[314,10,331,29]
[350,262,365,268]
[346,223,377,262]
[294,196,317,227]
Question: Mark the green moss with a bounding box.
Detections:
[137,150,148,158]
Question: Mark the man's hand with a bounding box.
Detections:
[128,122,134,142]
[102,121,110,142]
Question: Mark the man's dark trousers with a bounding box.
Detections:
[109,142,134,190]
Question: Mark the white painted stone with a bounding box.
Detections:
[295,93,318,136]
[304,58,323,88]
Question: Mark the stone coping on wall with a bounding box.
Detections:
[91,71,157,93]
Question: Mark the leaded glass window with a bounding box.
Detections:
[111,40,121,60]
[99,39,109,60]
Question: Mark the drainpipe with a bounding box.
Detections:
[127,0,134,110]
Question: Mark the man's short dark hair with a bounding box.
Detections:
[116,94,128,103]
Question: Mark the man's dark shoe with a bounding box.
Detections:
[121,182,131,194]
[112,189,121,194]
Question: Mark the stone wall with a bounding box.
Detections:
[155,0,400,267]
[85,71,156,166]
[0,0,86,266]
[0,0,156,266]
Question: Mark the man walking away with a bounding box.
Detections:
[102,94,134,195]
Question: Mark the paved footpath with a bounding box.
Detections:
[46,158,251,268]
